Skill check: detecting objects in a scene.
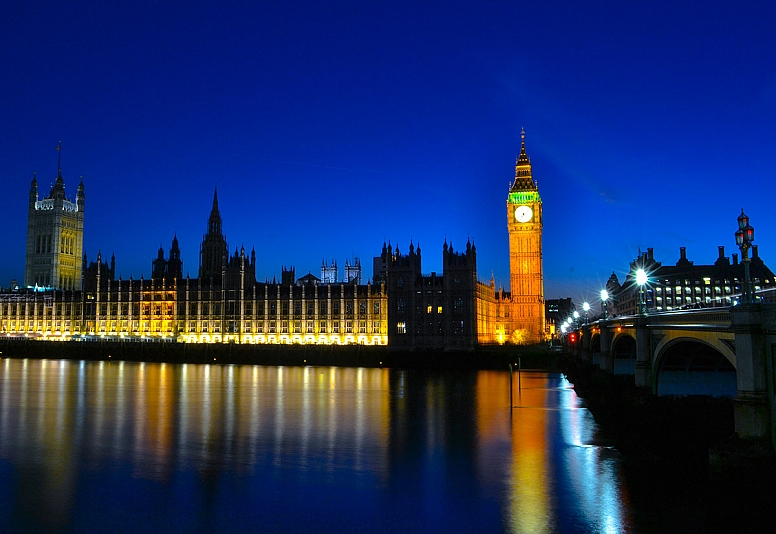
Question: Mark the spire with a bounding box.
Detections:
[56,140,62,178]
[207,187,223,236]
[510,128,537,192]
[29,172,38,205]
[516,128,529,165]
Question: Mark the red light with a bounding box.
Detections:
[569,333,577,343]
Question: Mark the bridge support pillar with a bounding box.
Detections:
[581,325,592,362]
[731,304,771,442]
[599,321,613,373]
[635,315,651,388]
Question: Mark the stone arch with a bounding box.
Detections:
[611,333,636,375]
[654,338,736,397]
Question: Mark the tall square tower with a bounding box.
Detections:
[25,167,85,290]
[506,130,545,343]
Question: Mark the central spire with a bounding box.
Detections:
[510,128,537,192]
[208,187,222,236]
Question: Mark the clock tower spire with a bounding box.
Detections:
[506,130,545,344]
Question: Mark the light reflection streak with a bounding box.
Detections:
[474,371,633,533]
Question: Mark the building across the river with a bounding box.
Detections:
[605,246,776,316]
[374,239,510,348]
[2,190,388,345]
[3,138,553,347]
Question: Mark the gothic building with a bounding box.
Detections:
[151,235,183,282]
[6,140,553,347]
[199,188,228,280]
[505,130,546,343]
[25,164,85,290]
[3,192,387,345]
[379,240,505,348]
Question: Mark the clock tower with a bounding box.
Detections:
[506,130,545,344]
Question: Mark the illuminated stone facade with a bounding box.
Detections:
[506,130,546,344]
[3,197,387,346]
[25,169,84,290]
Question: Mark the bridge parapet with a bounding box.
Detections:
[600,309,732,331]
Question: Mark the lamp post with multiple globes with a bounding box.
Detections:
[735,209,755,304]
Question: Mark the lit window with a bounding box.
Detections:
[427,305,432,314]
[397,322,406,334]
[437,306,443,314]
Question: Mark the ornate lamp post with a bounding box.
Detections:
[582,302,590,324]
[636,268,648,315]
[600,289,609,320]
[735,209,755,304]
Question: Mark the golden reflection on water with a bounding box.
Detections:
[0,361,393,484]
[476,370,632,533]
[0,359,631,532]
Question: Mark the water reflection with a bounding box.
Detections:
[0,359,638,532]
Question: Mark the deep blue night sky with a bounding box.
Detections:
[2,1,775,307]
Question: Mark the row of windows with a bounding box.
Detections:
[2,319,385,335]
[395,320,465,335]
[1,301,382,318]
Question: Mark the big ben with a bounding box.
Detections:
[506,130,545,344]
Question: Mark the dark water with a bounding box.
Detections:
[0,358,709,533]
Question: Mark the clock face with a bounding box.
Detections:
[514,205,533,223]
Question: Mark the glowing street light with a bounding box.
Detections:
[636,268,647,314]
[600,289,609,320]
[582,302,590,324]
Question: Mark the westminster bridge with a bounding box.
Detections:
[568,304,776,444]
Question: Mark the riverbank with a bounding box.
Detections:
[0,338,560,370]
[560,353,776,532]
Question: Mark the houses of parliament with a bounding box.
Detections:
[1,137,547,347]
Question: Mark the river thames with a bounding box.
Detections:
[0,358,715,532]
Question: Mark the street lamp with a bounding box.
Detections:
[636,268,647,315]
[573,310,580,329]
[735,209,755,304]
[600,289,609,320]
[582,302,590,324]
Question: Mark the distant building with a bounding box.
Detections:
[606,246,776,316]
[25,161,85,290]
[545,298,575,338]
[321,260,338,284]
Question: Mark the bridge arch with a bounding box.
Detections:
[654,338,736,397]
[611,333,636,375]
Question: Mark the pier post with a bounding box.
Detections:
[599,320,613,373]
[730,304,771,443]
[635,315,651,388]
[581,324,592,362]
